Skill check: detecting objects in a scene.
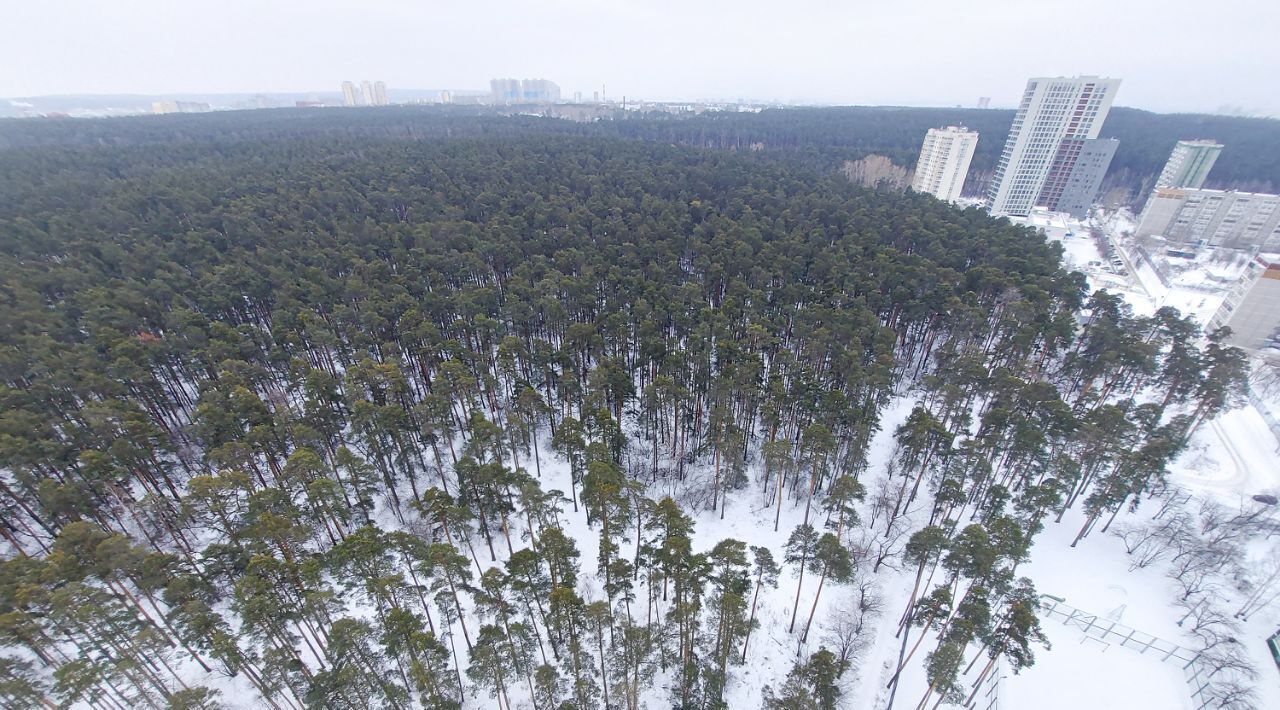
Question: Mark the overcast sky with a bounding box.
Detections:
[4,0,1277,115]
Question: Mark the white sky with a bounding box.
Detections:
[3,0,1277,115]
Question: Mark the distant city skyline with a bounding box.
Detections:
[2,0,1277,117]
[341,80,389,107]
[490,78,561,104]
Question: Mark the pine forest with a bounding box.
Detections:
[0,114,1255,709]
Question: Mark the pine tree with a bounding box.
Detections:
[467,625,517,710]
[547,587,599,710]
[741,545,780,661]
[784,524,820,633]
[762,647,848,710]
[702,538,750,707]
[800,534,855,644]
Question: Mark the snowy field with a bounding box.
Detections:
[1003,620,1193,710]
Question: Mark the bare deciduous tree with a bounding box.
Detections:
[823,575,883,671]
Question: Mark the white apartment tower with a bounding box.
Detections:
[988,76,1121,216]
[1155,139,1223,189]
[490,78,561,104]
[341,81,360,107]
[911,126,979,203]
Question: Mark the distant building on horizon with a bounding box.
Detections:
[490,78,520,104]
[521,79,560,103]
[341,80,388,107]
[1155,139,1223,190]
[1136,187,1280,251]
[988,76,1121,217]
[977,97,991,109]
[910,126,979,203]
[439,90,453,104]
[1207,253,1280,350]
[151,100,210,115]
[490,78,561,104]
[341,81,360,107]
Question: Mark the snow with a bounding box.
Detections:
[1021,514,1184,640]
[1003,620,1193,710]
[186,385,1280,710]
[673,381,1280,710]
[1044,210,1237,325]
[690,395,922,709]
[991,206,1280,710]
[1173,406,1280,498]
[637,384,1280,710]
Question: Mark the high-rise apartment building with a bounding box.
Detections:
[343,80,388,107]
[1052,138,1119,219]
[490,78,521,104]
[490,78,561,104]
[1155,140,1223,189]
[1136,188,1280,251]
[910,126,979,203]
[521,79,560,103]
[151,100,210,114]
[341,81,360,107]
[1207,253,1280,350]
[987,76,1121,216]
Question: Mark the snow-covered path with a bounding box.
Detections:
[1174,404,1280,499]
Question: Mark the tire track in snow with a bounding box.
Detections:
[1209,419,1248,489]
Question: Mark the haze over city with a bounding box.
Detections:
[3,0,1278,115]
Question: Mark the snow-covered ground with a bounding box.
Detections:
[676,209,1280,710]
[431,334,1277,710]
[661,390,1280,710]
[1178,406,1280,497]
[950,209,1280,709]
[1041,209,1236,325]
[1003,620,1193,710]
[846,401,1280,710]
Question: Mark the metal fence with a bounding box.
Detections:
[965,656,1001,710]
[1037,596,1218,710]
[1038,596,1199,663]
